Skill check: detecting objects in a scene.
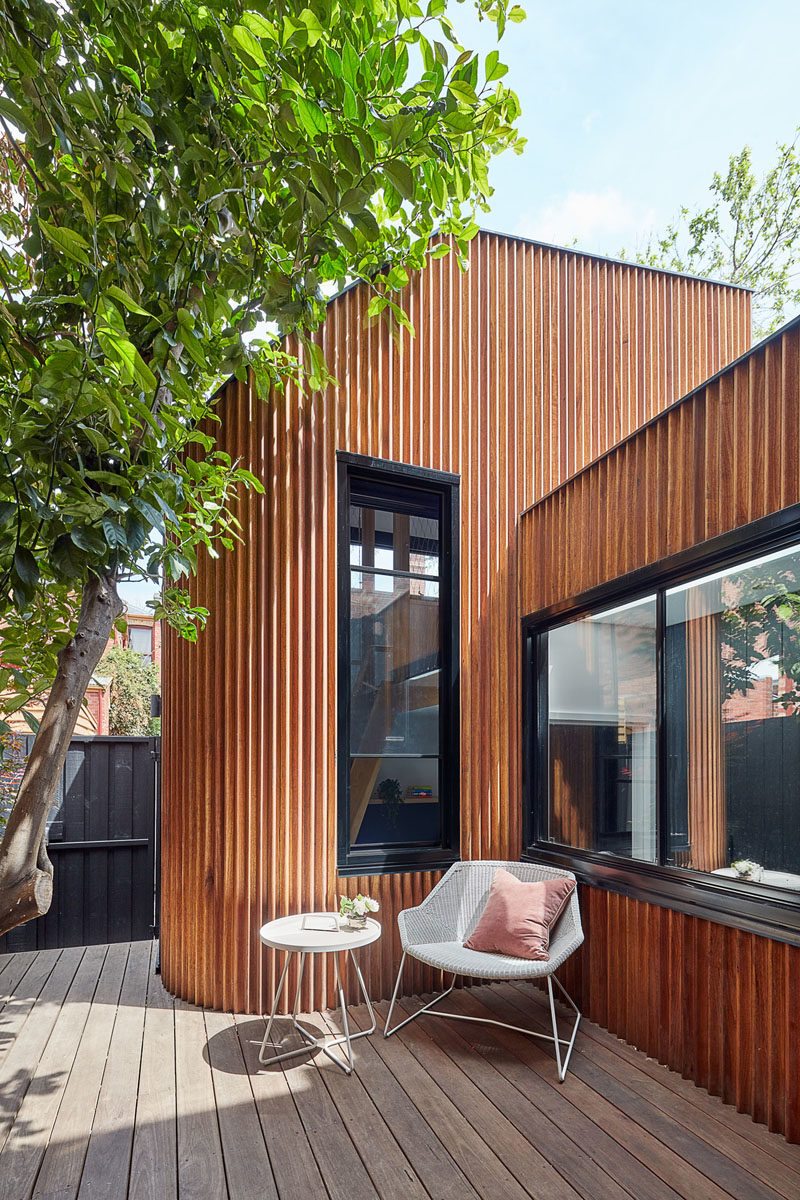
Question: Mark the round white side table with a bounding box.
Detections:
[258,912,380,1075]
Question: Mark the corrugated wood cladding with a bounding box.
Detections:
[560,887,800,1144]
[161,233,749,1027]
[520,318,800,1142]
[520,319,800,609]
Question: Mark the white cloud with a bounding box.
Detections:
[515,188,658,257]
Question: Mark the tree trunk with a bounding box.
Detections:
[0,572,123,937]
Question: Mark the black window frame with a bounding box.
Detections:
[337,451,460,875]
[522,502,800,946]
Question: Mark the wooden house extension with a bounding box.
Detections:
[157,230,800,1140]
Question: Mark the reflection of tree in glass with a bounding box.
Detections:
[721,566,800,710]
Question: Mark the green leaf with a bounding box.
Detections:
[448,81,478,106]
[485,50,508,83]
[13,548,38,588]
[294,96,328,138]
[104,285,152,317]
[366,294,388,319]
[133,497,165,533]
[102,514,127,549]
[38,220,91,267]
[22,710,40,734]
[240,12,276,39]
[383,161,416,202]
[51,533,83,578]
[70,526,105,554]
[341,39,359,85]
[0,501,16,526]
[298,8,325,47]
[231,24,267,66]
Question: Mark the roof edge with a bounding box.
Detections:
[474,226,753,293]
[522,308,800,518]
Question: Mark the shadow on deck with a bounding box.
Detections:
[0,940,798,1200]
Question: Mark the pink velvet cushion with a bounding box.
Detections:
[464,869,575,961]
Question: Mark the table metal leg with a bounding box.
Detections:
[259,947,376,1075]
[259,951,293,1064]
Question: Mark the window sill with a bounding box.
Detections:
[523,843,800,946]
[337,848,460,878]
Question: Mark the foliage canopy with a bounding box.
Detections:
[623,131,800,339]
[98,643,160,735]
[0,0,524,726]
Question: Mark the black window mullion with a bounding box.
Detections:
[656,587,668,868]
[350,564,441,584]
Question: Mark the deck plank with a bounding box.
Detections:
[75,940,152,1200]
[321,1005,481,1200]
[312,1011,430,1200]
[527,989,800,1200]
[0,945,108,1200]
[494,981,789,1200]
[0,948,86,1154]
[443,985,731,1200]
[380,994,669,1200]
[127,944,177,1200]
[203,1009,279,1200]
[347,1002,533,1200]
[511,981,800,1174]
[277,1012,380,1200]
[233,1013,332,1200]
[0,944,797,1200]
[0,950,61,1068]
[174,1000,228,1200]
[0,952,37,1010]
[31,943,131,1200]
[387,997,585,1200]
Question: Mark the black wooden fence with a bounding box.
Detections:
[725,718,800,872]
[0,735,159,953]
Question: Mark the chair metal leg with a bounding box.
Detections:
[548,974,581,1082]
[384,951,456,1038]
[383,955,582,1080]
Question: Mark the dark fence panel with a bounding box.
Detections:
[0,736,157,953]
[725,718,800,872]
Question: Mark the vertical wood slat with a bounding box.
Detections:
[160,234,749,1014]
[519,315,800,1143]
[562,888,800,1142]
[520,317,800,612]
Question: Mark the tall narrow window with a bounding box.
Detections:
[338,456,459,874]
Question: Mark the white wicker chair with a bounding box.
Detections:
[383,860,584,1080]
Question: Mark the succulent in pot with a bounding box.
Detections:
[731,859,763,882]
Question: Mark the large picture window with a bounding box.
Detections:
[526,518,800,938]
[337,455,459,874]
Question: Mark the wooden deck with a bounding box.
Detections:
[1,942,798,1200]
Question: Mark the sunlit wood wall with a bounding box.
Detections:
[559,888,800,1143]
[161,231,750,1020]
[520,317,800,1142]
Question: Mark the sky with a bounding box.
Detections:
[121,0,800,610]
[452,0,800,256]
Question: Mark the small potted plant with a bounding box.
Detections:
[731,859,763,882]
[377,776,404,827]
[339,893,379,929]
